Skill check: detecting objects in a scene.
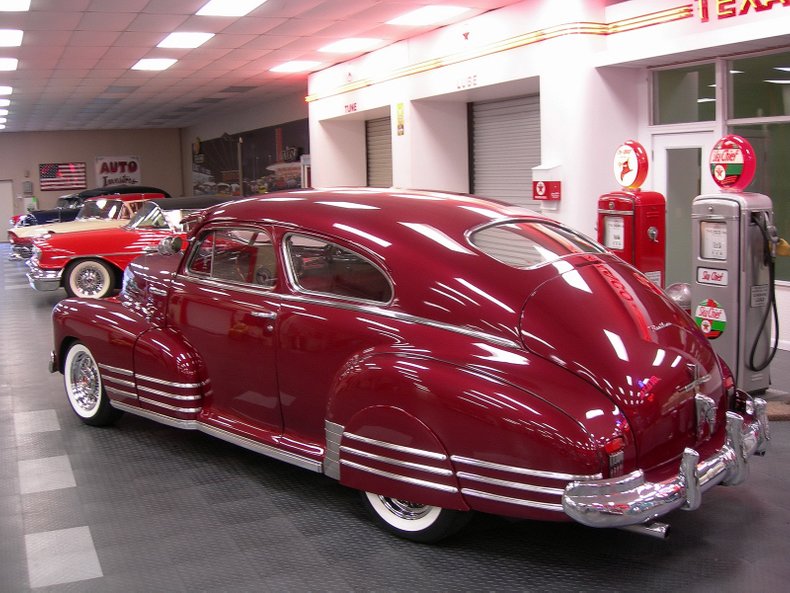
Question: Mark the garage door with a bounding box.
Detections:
[366,117,392,188]
[471,95,541,207]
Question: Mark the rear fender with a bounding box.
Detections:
[326,353,616,519]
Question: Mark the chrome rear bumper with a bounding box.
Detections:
[563,397,769,528]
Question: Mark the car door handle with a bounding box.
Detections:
[251,311,277,320]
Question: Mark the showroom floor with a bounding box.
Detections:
[2,243,790,593]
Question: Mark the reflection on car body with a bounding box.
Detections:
[49,188,769,543]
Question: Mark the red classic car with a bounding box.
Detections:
[27,196,230,299]
[9,192,166,260]
[49,188,769,542]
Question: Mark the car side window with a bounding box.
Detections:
[187,228,278,288]
[285,234,392,303]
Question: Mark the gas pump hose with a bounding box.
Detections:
[748,213,779,372]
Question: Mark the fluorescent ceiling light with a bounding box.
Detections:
[774,67,790,72]
[697,98,716,103]
[132,58,177,71]
[0,57,17,70]
[0,109,7,115]
[0,124,5,130]
[387,5,470,26]
[0,85,12,95]
[729,69,744,74]
[764,79,790,85]
[0,117,6,123]
[197,0,268,17]
[158,32,214,49]
[0,29,23,46]
[0,0,30,11]
[0,98,9,106]
[270,60,320,73]
[319,38,381,53]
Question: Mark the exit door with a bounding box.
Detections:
[652,133,718,286]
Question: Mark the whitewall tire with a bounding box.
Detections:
[64,259,115,299]
[63,342,122,426]
[362,491,470,543]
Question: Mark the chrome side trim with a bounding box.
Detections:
[179,271,519,349]
[452,455,601,481]
[110,400,198,430]
[105,386,137,400]
[98,363,133,376]
[104,376,135,389]
[597,209,634,216]
[200,424,322,473]
[343,432,447,461]
[341,445,453,477]
[135,373,205,389]
[138,396,201,414]
[324,420,343,479]
[341,459,458,493]
[137,385,202,401]
[456,471,564,496]
[461,488,564,512]
[108,401,322,473]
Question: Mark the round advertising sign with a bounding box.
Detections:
[613,140,648,190]
[694,298,727,340]
[709,134,756,191]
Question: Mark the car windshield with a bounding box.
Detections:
[56,196,82,209]
[127,201,169,229]
[76,199,124,220]
[469,220,605,269]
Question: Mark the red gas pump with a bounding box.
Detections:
[597,140,666,287]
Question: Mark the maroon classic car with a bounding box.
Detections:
[49,188,769,542]
[27,196,231,299]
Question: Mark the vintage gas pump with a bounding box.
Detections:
[690,135,778,394]
[597,140,666,286]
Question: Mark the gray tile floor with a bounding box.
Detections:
[2,243,789,592]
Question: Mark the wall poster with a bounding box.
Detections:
[95,156,142,187]
[191,119,309,197]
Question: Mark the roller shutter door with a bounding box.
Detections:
[366,117,392,187]
[471,95,541,207]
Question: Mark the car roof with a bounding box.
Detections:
[84,192,165,203]
[71,185,172,199]
[156,195,236,211]
[201,188,535,247]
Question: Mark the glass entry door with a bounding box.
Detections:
[652,132,718,286]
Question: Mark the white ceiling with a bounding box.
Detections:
[1,0,526,132]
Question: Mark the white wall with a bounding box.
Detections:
[0,128,183,212]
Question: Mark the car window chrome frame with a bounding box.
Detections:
[281,231,395,307]
[465,217,607,271]
[182,224,279,293]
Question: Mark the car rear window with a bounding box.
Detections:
[285,234,393,304]
[469,221,604,269]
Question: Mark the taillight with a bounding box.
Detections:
[604,437,625,477]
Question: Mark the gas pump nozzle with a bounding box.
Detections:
[751,211,778,261]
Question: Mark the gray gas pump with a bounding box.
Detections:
[690,135,778,394]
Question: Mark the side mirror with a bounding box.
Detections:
[157,236,183,255]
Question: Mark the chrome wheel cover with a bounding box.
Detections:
[68,350,100,413]
[74,265,106,297]
[377,496,433,521]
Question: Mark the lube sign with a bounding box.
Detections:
[697,0,790,21]
[95,156,141,187]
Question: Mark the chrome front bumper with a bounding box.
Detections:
[563,397,769,528]
[10,243,33,260]
[26,260,63,291]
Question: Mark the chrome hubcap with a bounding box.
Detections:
[76,267,104,296]
[378,497,432,521]
[69,351,99,411]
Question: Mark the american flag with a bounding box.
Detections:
[39,162,87,191]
